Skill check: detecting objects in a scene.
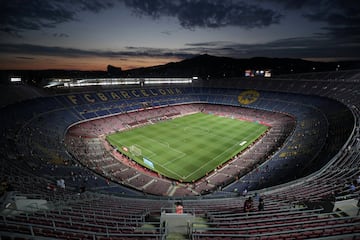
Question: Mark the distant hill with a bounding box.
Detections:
[122,54,360,78]
[1,54,360,85]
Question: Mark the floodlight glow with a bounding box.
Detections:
[45,77,193,88]
[10,77,21,82]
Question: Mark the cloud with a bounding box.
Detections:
[185,41,232,47]
[1,32,359,64]
[0,43,195,59]
[256,0,318,10]
[0,0,114,36]
[160,30,172,36]
[122,0,282,29]
[53,33,70,38]
[0,0,284,37]
[16,56,35,60]
[259,0,360,27]
[260,0,360,43]
[302,1,360,34]
[185,36,360,59]
[1,36,359,63]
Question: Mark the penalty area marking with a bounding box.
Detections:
[114,136,186,179]
[132,144,157,158]
[130,143,185,179]
[141,136,186,168]
[113,139,157,158]
[184,126,266,180]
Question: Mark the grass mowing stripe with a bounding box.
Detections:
[106,112,268,182]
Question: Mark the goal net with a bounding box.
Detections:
[130,145,142,156]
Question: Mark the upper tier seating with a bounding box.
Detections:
[1,70,360,239]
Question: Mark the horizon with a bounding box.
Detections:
[1,54,359,72]
[1,0,360,71]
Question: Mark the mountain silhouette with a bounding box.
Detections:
[1,54,360,85]
[122,54,360,78]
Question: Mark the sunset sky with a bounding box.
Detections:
[1,0,359,70]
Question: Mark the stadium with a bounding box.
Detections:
[1,68,360,240]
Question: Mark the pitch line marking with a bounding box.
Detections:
[140,136,186,167]
[183,125,267,179]
[114,138,184,179]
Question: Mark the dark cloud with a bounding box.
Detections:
[0,43,194,59]
[53,33,70,38]
[122,0,282,29]
[185,41,232,47]
[256,0,318,10]
[185,36,360,59]
[301,1,360,26]
[16,56,35,60]
[77,0,114,13]
[122,46,193,58]
[260,0,360,26]
[261,0,360,43]
[0,0,114,36]
[1,36,359,62]
[0,0,284,37]
[160,31,172,36]
[0,27,22,38]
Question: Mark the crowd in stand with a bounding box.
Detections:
[64,103,294,196]
[0,73,359,238]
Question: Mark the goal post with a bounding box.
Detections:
[130,145,142,156]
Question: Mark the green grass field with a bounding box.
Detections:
[106,112,268,182]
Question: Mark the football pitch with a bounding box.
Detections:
[106,112,268,182]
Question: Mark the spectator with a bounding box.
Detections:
[57,179,66,189]
[258,197,265,211]
[350,183,356,193]
[175,202,184,214]
[46,183,56,192]
[0,179,8,196]
[244,197,253,213]
[242,188,248,196]
[254,192,259,201]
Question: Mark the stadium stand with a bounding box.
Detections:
[1,70,360,239]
